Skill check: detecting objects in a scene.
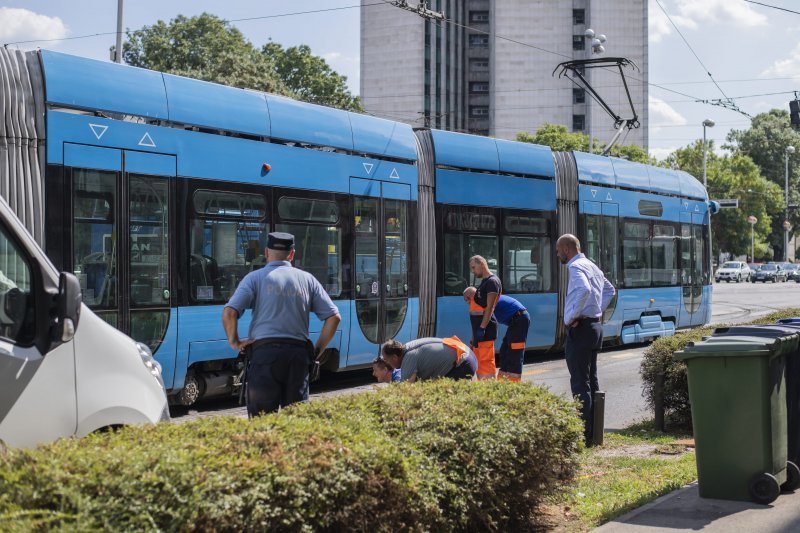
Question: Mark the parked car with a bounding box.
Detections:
[715,261,751,283]
[784,263,800,282]
[751,263,787,283]
[748,263,763,273]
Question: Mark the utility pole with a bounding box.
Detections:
[114,0,124,63]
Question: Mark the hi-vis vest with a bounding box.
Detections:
[442,335,469,365]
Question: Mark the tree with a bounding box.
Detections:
[665,140,782,261]
[516,123,653,164]
[263,43,361,111]
[122,13,286,94]
[725,109,800,259]
[120,13,360,110]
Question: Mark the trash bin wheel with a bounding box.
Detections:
[749,472,781,504]
[781,461,800,492]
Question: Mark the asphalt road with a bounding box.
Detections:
[172,280,800,426]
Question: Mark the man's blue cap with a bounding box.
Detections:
[267,232,294,251]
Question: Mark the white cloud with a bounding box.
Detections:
[649,96,687,128]
[649,1,673,43]
[321,51,360,93]
[761,42,800,78]
[650,0,766,42]
[649,146,678,160]
[674,0,767,28]
[0,7,68,46]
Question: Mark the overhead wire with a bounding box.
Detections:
[3,3,384,47]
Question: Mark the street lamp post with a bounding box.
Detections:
[785,145,795,261]
[748,215,758,262]
[702,119,715,188]
[584,29,606,154]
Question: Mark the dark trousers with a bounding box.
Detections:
[246,342,311,417]
[565,319,603,443]
[445,361,475,380]
[498,311,531,375]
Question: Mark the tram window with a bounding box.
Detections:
[652,224,678,286]
[583,214,601,264]
[129,176,169,308]
[72,169,117,311]
[638,200,663,217]
[693,224,704,285]
[623,221,651,287]
[443,233,498,295]
[503,235,551,292]
[278,197,339,224]
[193,190,265,219]
[276,223,343,297]
[189,191,267,304]
[680,224,692,284]
[0,224,35,345]
[601,216,619,285]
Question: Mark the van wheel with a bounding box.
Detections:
[177,373,202,406]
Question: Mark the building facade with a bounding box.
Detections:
[360,0,648,148]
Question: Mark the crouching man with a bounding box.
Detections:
[380,337,477,382]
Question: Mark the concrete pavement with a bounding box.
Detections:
[593,482,800,532]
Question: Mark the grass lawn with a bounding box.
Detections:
[540,421,698,532]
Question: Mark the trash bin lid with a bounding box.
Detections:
[674,335,792,362]
[777,317,800,325]
[712,325,800,351]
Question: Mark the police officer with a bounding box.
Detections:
[464,287,530,382]
[222,232,341,417]
[556,233,615,445]
[468,255,501,380]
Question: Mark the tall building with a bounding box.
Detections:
[360,0,648,148]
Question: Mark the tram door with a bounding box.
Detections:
[582,201,619,322]
[679,212,704,323]
[66,145,175,363]
[350,179,411,363]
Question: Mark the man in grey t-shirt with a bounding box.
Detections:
[380,337,477,382]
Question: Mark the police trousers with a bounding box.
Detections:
[246,340,313,417]
[565,318,602,444]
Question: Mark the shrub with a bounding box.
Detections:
[640,308,800,430]
[0,380,583,532]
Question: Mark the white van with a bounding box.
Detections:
[0,197,168,448]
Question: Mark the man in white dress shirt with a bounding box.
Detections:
[556,233,615,446]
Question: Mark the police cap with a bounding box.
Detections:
[267,232,295,251]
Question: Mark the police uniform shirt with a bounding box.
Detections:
[225,261,339,342]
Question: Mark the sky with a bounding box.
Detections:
[1,0,798,161]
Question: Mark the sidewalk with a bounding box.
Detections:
[593,482,800,532]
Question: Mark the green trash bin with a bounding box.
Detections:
[674,335,800,504]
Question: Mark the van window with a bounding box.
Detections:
[0,224,35,345]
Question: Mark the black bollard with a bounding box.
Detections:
[592,391,606,446]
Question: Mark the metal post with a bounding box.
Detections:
[586,38,592,153]
[654,372,665,432]
[592,390,605,446]
[115,0,124,63]
[702,125,708,188]
[786,150,790,261]
[751,223,755,263]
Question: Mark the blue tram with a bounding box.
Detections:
[0,49,713,405]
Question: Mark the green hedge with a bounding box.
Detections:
[640,308,800,429]
[0,380,583,531]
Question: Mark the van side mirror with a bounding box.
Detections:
[54,272,82,343]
